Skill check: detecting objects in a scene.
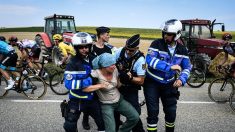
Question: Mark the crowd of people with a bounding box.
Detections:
[61,19,192,132]
[0,18,234,132]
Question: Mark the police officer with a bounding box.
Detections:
[63,32,105,132]
[115,34,145,132]
[144,19,191,132]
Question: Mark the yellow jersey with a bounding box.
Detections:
[58,42,76,57]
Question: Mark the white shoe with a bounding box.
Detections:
[5,80,15,90]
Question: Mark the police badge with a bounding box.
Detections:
[66,74,73,80]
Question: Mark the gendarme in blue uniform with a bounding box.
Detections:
[64,55,94,100]
[146,39,191,85]
[144,39,191,132]
[63,54,105,132]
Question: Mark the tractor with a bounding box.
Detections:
[180,19,225,73]
[35,14,77,63]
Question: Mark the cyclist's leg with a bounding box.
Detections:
[0,54,16,89]
[30,46,42,70]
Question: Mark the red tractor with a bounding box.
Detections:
[35,14,77,62]
[180,19,225,72]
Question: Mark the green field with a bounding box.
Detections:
[0,26,235,41]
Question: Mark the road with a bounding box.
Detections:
[0,83,234,132]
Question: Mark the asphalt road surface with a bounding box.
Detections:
[0,83,234,132]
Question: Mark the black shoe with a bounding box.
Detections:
[82,118,90,130]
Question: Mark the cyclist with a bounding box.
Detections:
[9,36,42,73]
[52,34,76,66]
[0,40,20,90]
[218,33,235,76]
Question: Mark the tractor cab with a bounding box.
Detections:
[44,14,76,44]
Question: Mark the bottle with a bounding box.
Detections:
[22,70,28,75]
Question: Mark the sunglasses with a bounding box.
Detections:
[165,33,175,36]
[126,48,136,52]
[77,45,90,49]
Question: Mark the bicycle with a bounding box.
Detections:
[0,60,47,99]
[187,68,206,88]
[186,52,206,88]
[26,55,58,85]
[49,70,68,95]
[208,65,235,103]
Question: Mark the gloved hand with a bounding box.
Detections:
[119,71,131,84]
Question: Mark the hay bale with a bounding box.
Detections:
[208,52,235,77]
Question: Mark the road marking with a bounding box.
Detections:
[179,101,215,104]
[11,100,217,104]
[12,100,63,103]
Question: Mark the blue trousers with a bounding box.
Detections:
[144,77,179,132]
[63,98,105,132]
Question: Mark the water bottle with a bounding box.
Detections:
[22,70,28,75]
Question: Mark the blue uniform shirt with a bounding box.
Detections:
[145,39,191,85]
[64,55,94,100]
[115,47,146,76]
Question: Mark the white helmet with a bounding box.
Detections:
[72,32,93,46]
[161,19,182,41]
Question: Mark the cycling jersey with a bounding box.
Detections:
[0,41,14,55]
[17,39,37,50]
[58,42,76,57]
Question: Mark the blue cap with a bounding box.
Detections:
[92,53,116,69]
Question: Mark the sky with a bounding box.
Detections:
[0,0,235,31]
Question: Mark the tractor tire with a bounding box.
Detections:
[193,53,211,73]
[35,35,50,62]
[52,46,64,66]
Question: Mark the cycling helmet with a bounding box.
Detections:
[222,33,232,41]
[8,36,18,42]
[161,19,182,41]
[53,34,63,40]
[0,36,6,41]
[72,32,93,46]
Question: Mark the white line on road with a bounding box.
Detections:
[12,100,63,103]
[179,101,215,104]
[11,100,217,104]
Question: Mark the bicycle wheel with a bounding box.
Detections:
[0,76,9,98]
[22,75,47,100]
[208,78,235,103]
[229,92,235,112]
[187,68,206,88]
[50,71,68,95]
[41,67,58,86]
